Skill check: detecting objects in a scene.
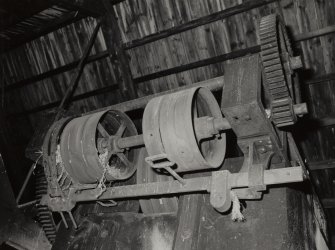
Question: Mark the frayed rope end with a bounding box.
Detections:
[230,190,245,222]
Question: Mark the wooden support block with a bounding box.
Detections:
[173,194,205,250]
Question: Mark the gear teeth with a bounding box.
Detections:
[35,169,56,244]
[262,52,279,61]
[260,14,297,127]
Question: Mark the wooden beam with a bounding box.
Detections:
[56,19,102,115]
[294,25,335,42]
[54,1,102,17]
[53,0,125,17]
[173,194,204,250]
[9,76,223,117]
[5,51,109,91]
[0,11,85,54]
[100,0,137,99]
[8,84,119,117]
[0,0,51,31]
[304,73,335,85]
[308,159,335,170]
[133,46,260,84]
[322,198,335,209]
[312,117,335,127]
[122,0,277,50]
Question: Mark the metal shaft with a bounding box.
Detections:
[113,103,306,151]
[116,117,231,150]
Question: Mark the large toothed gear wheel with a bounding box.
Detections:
[260,14,303,127]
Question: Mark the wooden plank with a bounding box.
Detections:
[322,198,335,209]
[294,25,335,42]
[100,1,137,99]
[7,84,119,117]
[133,46,260,84]
[308,159,335,170]
[5,51,109,91]
[172,194,204,250]
[8,76,222,116]
[311,117,335,127]
[122,0,277,50]
[304,73,335,85]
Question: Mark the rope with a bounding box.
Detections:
[230,191,245,222]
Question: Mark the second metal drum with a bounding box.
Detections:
[143,86,226,172]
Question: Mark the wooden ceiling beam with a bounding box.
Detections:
[0,0,52,30]
[53,0,125,17]
[0,11,84,54]
[53,0,104,17]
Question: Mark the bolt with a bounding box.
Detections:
[244,115,251,121]
[265,109,271,118]
[258,146,267,154]
[290,56,303,70]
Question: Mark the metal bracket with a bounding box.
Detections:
[210,170,231,212]
[238,137,275,199]
[145,154,185,184]
[145,153,174,169]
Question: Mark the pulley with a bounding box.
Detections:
[59,110,140,184]
[143,86,226,172]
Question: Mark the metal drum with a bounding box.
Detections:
[59,110,139,184]
[143,87,226,172]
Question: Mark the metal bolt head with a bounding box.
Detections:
[258,146,267,154]
[290,56,303,70]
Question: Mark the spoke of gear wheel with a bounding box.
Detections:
[260,14,301,127]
